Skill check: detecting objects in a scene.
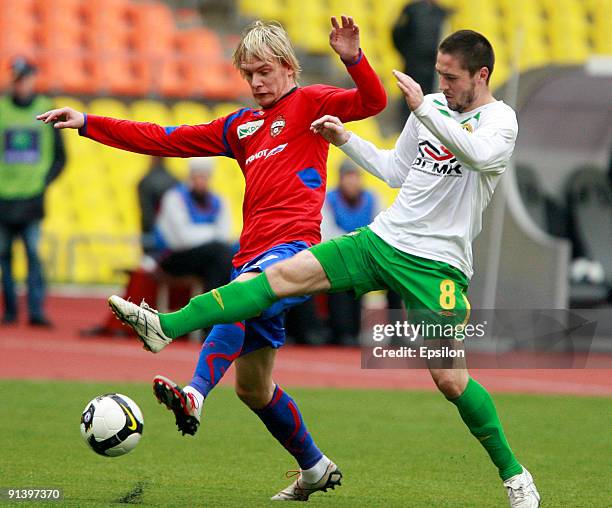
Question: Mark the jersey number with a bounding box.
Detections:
[439,279,456,310]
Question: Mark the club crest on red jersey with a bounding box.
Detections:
[270,115,286,137]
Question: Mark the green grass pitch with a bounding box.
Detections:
[0,380,609,507]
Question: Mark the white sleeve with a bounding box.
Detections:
[339,114,419,188]
[413,100,518,173]
[320,199,345,241]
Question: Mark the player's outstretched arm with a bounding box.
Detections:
[37,107,85,129]
[329,15,360,63]
[41,106,231,159]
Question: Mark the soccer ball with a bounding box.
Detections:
[80,393,144,457]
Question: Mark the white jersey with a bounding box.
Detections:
[341,93,518,279]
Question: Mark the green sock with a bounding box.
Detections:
[158,273,278,338]
[450,377,523,480]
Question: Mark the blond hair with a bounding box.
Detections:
[233,20,301,82]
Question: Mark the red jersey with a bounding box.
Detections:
[79,52,386,267]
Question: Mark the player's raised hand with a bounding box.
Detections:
[36,107,85,129]
[329,15,360,63]
[393,69,424,111]
[311,115,350,146]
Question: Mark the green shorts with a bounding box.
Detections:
[309,227,471,338]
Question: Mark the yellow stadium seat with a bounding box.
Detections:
[586,0,612,54]
[238,0,285,20]
[519,34,551,70]
[285,0,336,53]
[129,100,173,126]
[54,96,86,113]
[171,101,213,126]
[212,102,244,119]
[88,98,130,119]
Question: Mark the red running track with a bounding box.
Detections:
[1,296,611,396]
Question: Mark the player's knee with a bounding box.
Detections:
[234,382,271,409]
[433,370,466,399]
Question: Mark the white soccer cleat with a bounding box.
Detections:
[107,295,172,353]
[504,467,540,507]
[271,461,342,501]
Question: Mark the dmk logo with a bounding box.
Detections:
[416,141,463,176]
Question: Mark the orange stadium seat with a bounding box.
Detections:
[157,56,189,98]
[0,0,36,24]
[33,0,84,54]
[91,54,150,97]
[81,0,131,55]
[129,1,176,56]
[0,0,37,58]
[37,52,94,94]
[174,28,238,99]
[175,28,224,62]
[185,60,242,100]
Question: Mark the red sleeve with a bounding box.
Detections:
[79,114,236,159]
[304,51,387,122]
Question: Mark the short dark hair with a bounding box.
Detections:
[438,30,495,83]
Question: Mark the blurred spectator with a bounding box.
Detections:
[321,160,381,345]
[153,157,233,287]
[83,157,233,337]
[392,0,450,127]
[138,157,179,256]
[0,57,65,327]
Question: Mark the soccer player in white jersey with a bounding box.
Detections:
[107,30,540,506]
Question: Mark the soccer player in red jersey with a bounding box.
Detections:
[39,16,386,500]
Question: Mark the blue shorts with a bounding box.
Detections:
[231,241,311,356]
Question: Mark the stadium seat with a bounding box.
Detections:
[91,54,150,97]
[129,99,173,126]
[212,102,243,119]
[241,0,285,20]
[174,28,223,64]
[54,96,87,114]
[171,100,213,126]
[33,0,84,55]
[39,53,94,95]
[129,1,176,57]
[88,97,130,119]
[284,0,328,54]
[81,0,131,55]
[0,10,37,63]
[157,56,189,98]
[585,0,612,54]
[186,60,243,100]
[544,0,589,63]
